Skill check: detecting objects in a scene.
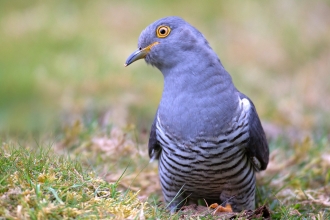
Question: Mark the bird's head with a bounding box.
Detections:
[125,16,212,71]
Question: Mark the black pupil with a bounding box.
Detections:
[160,28,166,35]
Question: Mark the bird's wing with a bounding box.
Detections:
[148,112,162,162]
[239,93,269,171]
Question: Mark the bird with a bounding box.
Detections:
[125,16,269,213]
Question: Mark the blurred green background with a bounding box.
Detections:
[1,0,329,139]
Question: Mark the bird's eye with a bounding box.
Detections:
[156,25,171,38]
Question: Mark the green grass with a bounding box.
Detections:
[1,0,330,219]
[1,123,329,219]
[256,137,330,218]
[0,143,166,219]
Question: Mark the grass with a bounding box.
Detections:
[1,0,330,219]
[1,121,329,219]
[0,142,163,219]
[256,136,330,218]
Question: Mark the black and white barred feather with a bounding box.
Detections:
[148,94,268,212]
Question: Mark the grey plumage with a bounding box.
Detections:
[125,16,269,212]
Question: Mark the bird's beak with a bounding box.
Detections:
[125,42,159,66]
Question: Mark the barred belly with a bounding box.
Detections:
[156,98,257,211]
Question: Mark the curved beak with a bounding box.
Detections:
[125,42,159,67]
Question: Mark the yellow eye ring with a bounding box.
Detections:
[156,25,171,38]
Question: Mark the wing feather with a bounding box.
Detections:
[240,93,269,170]
[148,112,162,162]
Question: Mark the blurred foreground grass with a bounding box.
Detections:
[1,0,330,219]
